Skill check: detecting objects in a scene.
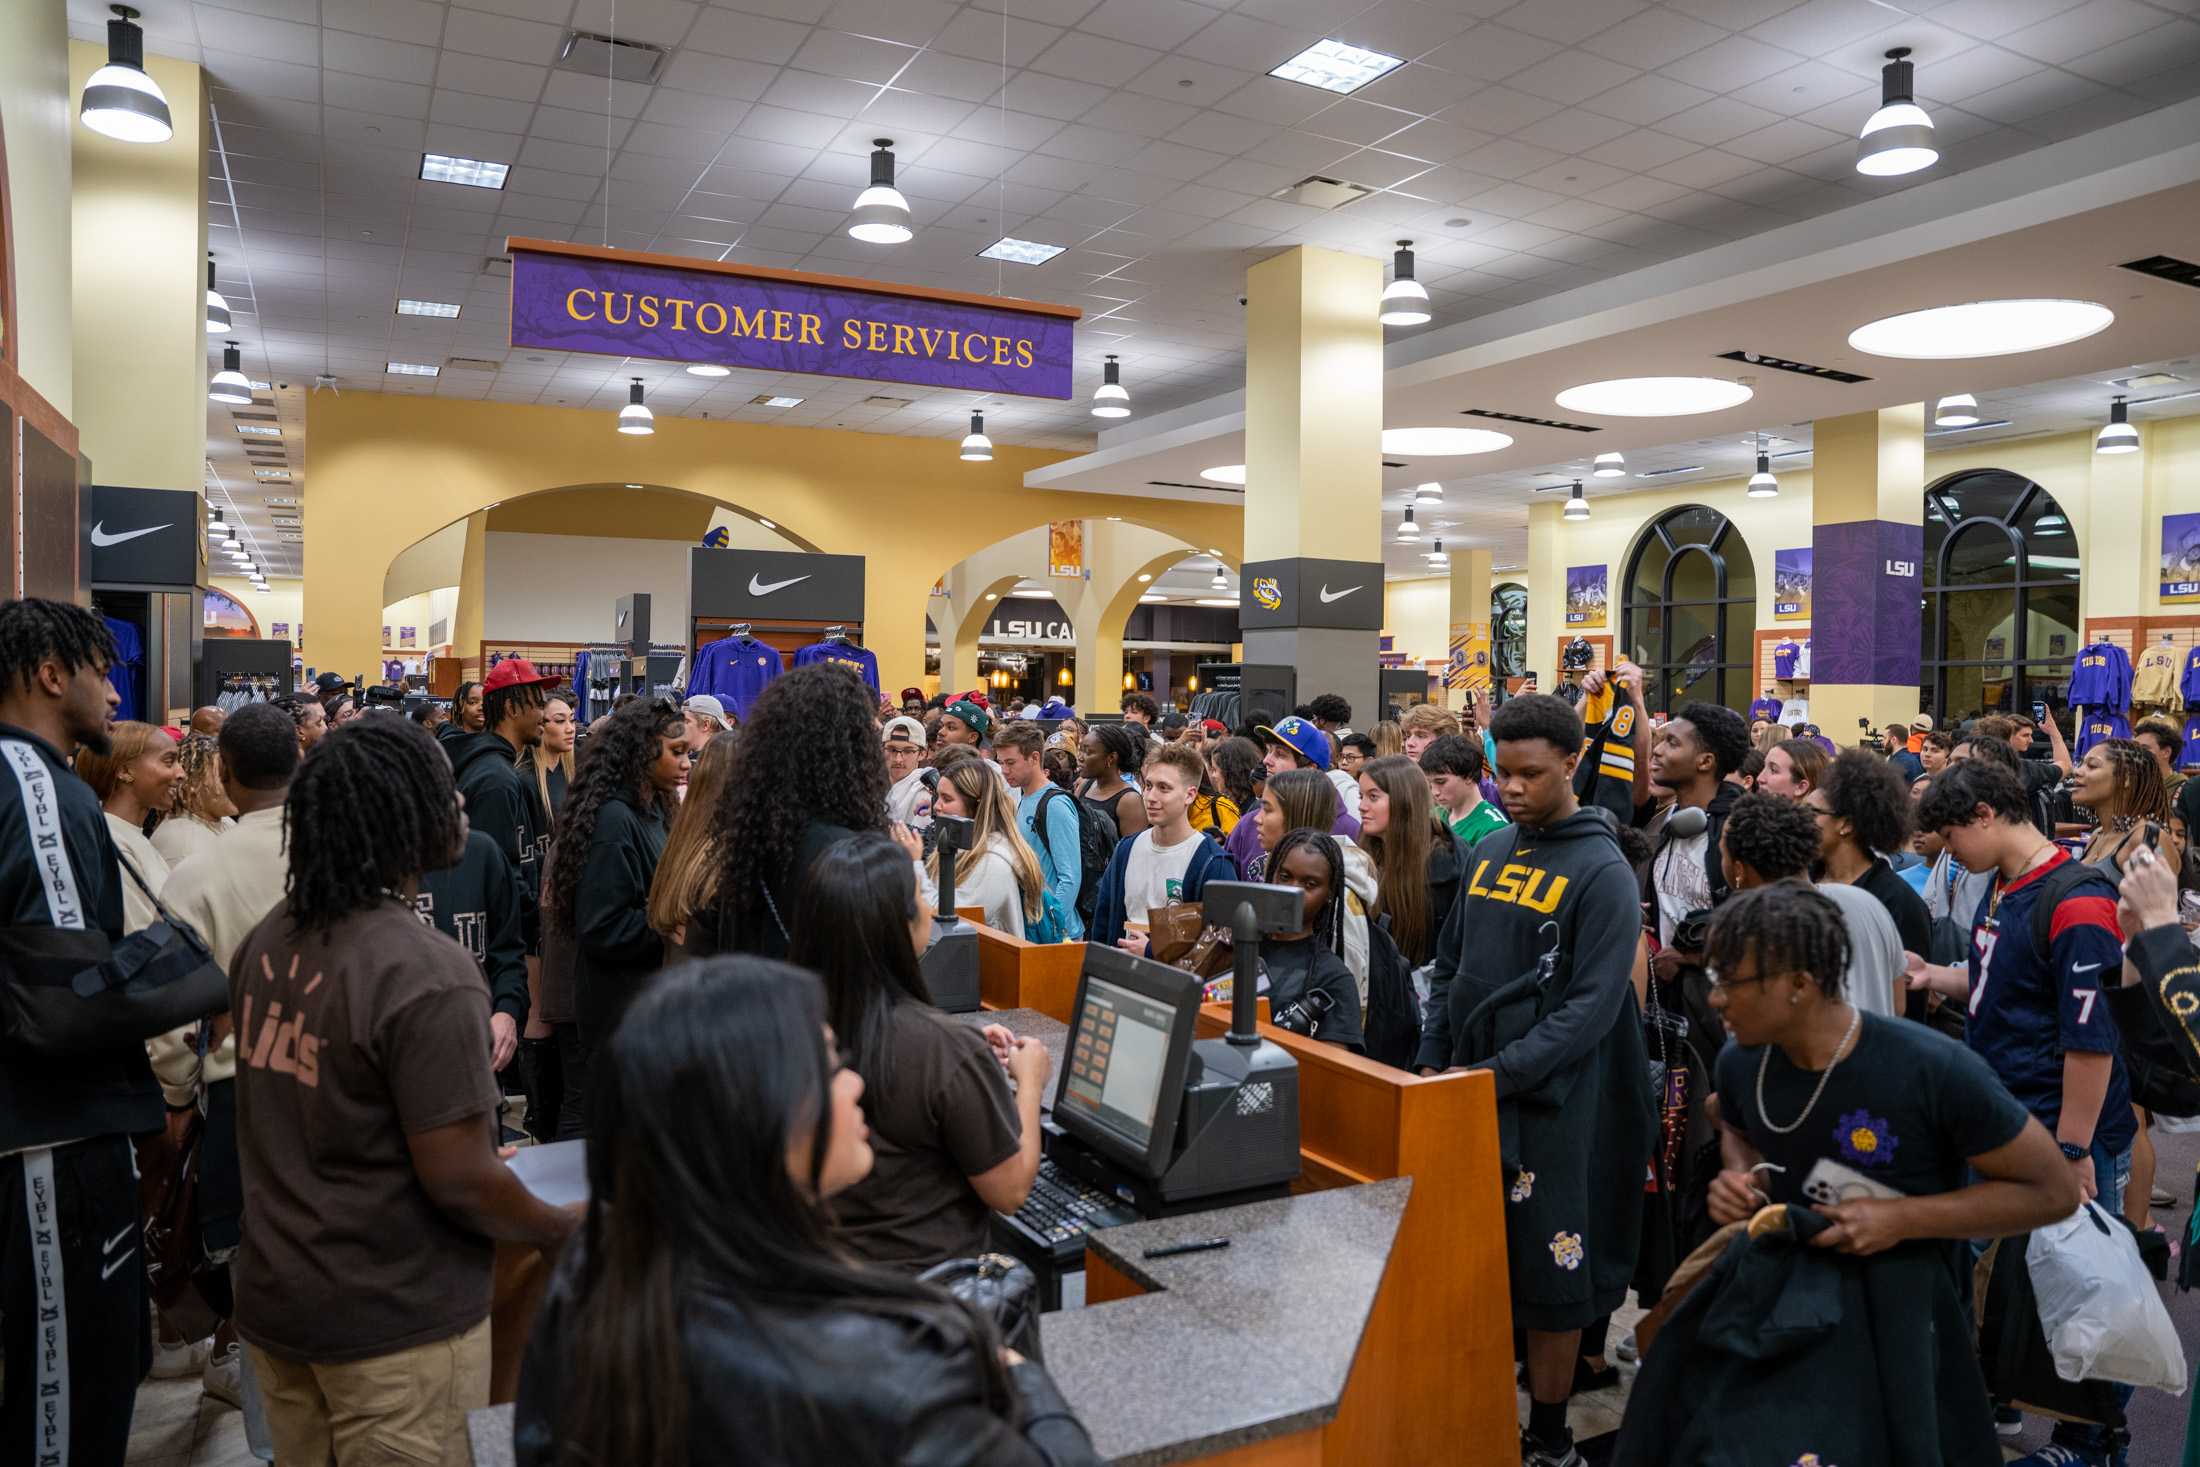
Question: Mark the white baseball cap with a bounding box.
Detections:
[883,715,927,747]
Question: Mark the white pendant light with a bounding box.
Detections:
[1091,355,1130,418]
[1562,481,1589,521]
[959,411,993,462]
[80,6,173,145]
[220,534,240,550]
[207,507,222,528]
[1379,240,1431,327]
[849,139,913,245]
[1592,451,1625,478]
[1210,563,1227,591]
[1857,47,1937,178]
[2096,394,2139,455]
[205,254,230,335]
[1413,481,1442,504]
[1395,505,1420,541]
[1933,392,1980,427]
[617,378,654,435]
[1746,437,1779,498]
[1426,538,1449,568]
[208,341,252,404]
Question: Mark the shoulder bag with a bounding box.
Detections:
[920,1252,1043,1365]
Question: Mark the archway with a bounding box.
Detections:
[1922,468,2080,719]
[1621,505,1757,714]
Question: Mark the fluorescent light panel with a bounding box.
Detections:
[1268,38,1405,94]
[977,237,1066,266]
[236,424,280,437]
[750,394,804,408]
[396,298,461,318]
[419,153,509,189]
[386,361,439,377]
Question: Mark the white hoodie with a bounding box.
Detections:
[1338,842,1379,1007]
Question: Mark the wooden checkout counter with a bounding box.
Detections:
[479,920,1517,1467]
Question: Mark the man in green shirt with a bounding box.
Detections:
[1421,733,1509,849]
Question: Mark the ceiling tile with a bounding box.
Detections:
[1649,146,1760,187]
[684,7,813,63]
[1213,74,1336,126]
[1507,50,1641,105]
[1658,95,1784,145]
[322,0,449,47]
[1498,0,1650,47]
[995,72,1115,121]
[822,0,958,47]
[1029,31,1166,88]
[435,52,551,103]
[791,29,914,83]
[1659,33,1804,90]
[1746,0,1909,55]
[656,50,779,99]
[932,11,1065,67]
[1582,128,1699,170]
[568,0,701,48]
[2065,20,2200,87]
[1999,0,2169,64]
[1078,0,1225,52]
[443,9,568,66]
[1718,115,1845,163]
[1510,106,1635,153]
[1442,83,1566,133]
[1923,0,2087,43]
[1335,0,1480,59]
[323,73,433,119]
[322,30,440,85]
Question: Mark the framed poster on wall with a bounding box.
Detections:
[1048,520,1083,578]
[2164,512,2200,604]
[1773,548,1812,621]
[1565,565,1607,628]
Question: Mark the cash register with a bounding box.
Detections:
[993,881,1307,1307]
[919,814,981,1013]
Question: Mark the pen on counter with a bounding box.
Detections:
[1144,1237,1230,1259]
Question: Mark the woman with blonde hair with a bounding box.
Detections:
[645,730,742,945]
[152,731,236,867]
[920,758,1047,938]
[1370,720,1404,759]
[74,720,183,933]
[1755,737,1828,799]
[521,694,578,822]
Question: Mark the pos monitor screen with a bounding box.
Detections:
[1053,946,1201,1180]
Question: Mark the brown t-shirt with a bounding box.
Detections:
[831,1007,1022,1271]
[230,898,501,1363]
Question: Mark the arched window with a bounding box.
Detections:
[1491,582,1527,680]
[1923,469,2079,720]
[1622,506,1756,714]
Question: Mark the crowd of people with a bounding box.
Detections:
[4,591,2198,1467]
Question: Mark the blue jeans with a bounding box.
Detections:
[2050,1140,2135,1459]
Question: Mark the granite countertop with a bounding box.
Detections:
[950,1005,1068,1100]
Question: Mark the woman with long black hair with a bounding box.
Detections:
[791,835,1047,1268]
[514,958,1097,1467]
[542,698,688,1136]
[694,664,894,960]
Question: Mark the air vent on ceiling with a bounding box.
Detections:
[1150,479,1233,492]
[1716,350,1869,384]
[231,411,279,423]
[2112,370,2184,390]
[1636,464,1707,478]
[278,532,304,542]
[271,516,302,528]
[2120,255,2200,289]
[482,256,512,277]
[445,356,502,372]
[1463,408,1600,433]
[263,496,299,506]
[864,394,915,407]
[1271,175,1372,210]
[556,30,667,85]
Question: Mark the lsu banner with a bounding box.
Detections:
[508,239,1079,399]
[2164,512,2200,604]
[1447,619,1490,695]
[1048,520,1084,578]
[1565,565,1607,628]
[1773,547,1812,621]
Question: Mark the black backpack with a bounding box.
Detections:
[1360,915,1420,1072]
[1034,787,1115,924]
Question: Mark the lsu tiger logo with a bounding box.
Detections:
[1252,577,1283,611]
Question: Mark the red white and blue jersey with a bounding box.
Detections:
[2075,711,2131,757]
[792,639,880,693]
[1965,850,2133,1152]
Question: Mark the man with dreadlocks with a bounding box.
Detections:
[446,658,562,1073]
[229,715,577,1465]
[0,598,159,1467]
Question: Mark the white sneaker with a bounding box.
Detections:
[1614,1329,1638,1365]
[202,1342,245,1410]
[151,1334,212,1380]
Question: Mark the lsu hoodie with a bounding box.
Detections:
[1417,805,1653,1333]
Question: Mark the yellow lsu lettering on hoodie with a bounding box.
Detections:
[1468,857,1570,914]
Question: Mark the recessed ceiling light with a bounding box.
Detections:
[386,360,439,377]
[1268,38,1405,95]
[419,153,509,189]
[686,363,731,377]
[396,298,461,318]
[1380,427,1513,455]
[253,469,290,479]
[750,394,804,408]
[1193,597,1238,607]
[978,237,1066,266]
[1554,377,1753,417]
[1200,464,1247,485]
[1136,573,1152,582]
[757,517,775,529]
[236,424,280,437]
[1846,300,2114,360]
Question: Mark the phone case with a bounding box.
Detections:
[1800,1157,1903,1206]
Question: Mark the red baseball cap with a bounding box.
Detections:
[481,658,565,694]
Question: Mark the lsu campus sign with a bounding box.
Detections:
[507,239,1079,399]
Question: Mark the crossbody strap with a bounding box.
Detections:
[0,739,87,930]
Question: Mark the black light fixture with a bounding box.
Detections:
[1395,505,1420,541]
[205,254,230,334]
[1857,47,1936,177]
[1379,240,1430,326]
[617,378,653,435]
[80,6,173,144]
[849,139,912,244]
[1210,563,1227,590]
[2096,394,2139,455]
[960,410,993,462]
[1746,434,1779,497]
[1562,481,1589,521]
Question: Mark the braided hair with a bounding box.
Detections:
[1271,827,1345,958]
[547,698,686,939]
[0,596,117,698]
[2081,736,2170,830]
[1703,881,1851,998]
[283,715,463,936]
[1086,720,1139,778]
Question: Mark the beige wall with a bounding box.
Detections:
[379,587,459,651]
[382,519,469,607]
[2,4,75,414]
[69,41,205,492]
[1382,575,1452,666]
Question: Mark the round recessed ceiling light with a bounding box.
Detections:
[1200,464,1247,484]
[1553,377,1753,417]
[1846,299,2114,360]
[1379,427,1512,456]
[685,363,730,377]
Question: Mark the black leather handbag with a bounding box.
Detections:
[920,1252,1044,1365]
[0,853,230,1059]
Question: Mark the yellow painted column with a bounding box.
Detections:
[1809,405,1925,736]
[1240,246,1384,717]
[1445,548,1492,710]
[1525,501,1565,689]
[69,43,205,493]
[450,512,489,675]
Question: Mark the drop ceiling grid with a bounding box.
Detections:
[62,0,2200,578]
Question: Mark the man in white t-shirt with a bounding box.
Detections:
[1091,742,1232,950]
[882,716,931,828]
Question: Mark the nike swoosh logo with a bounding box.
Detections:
[2073,962,2102,974]
[103,1224,134,1254]
[102,1248,136,1280]
[89,522,168,547]
[1317,584,1362,604]
[748,573,811,596]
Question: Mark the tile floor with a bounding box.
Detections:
[125,1374,254,1467]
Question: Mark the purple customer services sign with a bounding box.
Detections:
[507,238,1080,400]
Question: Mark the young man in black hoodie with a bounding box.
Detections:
[416,824,528,1076]
[1416,693,1652,1467]
[446,659,558,1065]
[0,598,161,1467]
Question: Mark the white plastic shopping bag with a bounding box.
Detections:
[2026,1201,2187,1393]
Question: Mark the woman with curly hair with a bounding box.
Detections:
[152,730,237,867]
[693,664,893,962]
[546,698,689,1055]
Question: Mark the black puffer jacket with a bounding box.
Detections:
[515,1243,1101,1467]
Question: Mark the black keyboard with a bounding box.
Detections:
[1006,1159,1137,1259]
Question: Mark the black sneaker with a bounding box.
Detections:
[1994,1404,2024,1438]
[1521,1433,1585,1467]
